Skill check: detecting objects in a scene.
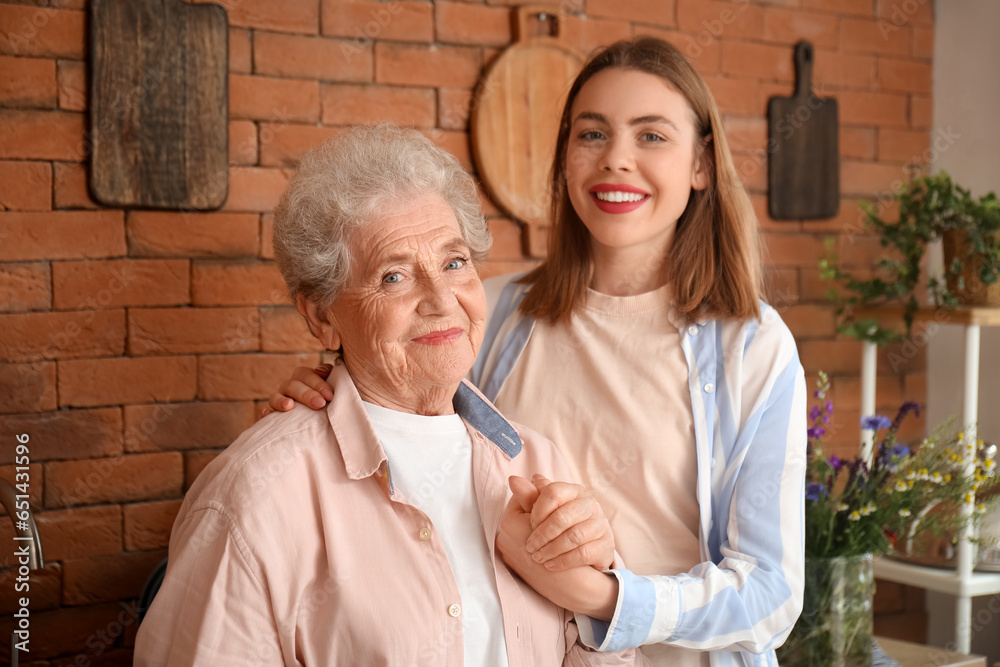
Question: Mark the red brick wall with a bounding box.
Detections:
[0,0,934,661]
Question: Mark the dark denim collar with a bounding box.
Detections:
[452,382,522,458]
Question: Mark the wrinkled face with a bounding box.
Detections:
[565,67,708,259]
[323,192,487,406]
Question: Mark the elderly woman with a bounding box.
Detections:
[133,125,644,666]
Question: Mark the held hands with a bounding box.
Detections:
[261,364,334,418]
[497,475,618,620]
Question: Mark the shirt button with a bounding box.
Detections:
[704,383,715,393]
[687,325,699,336]
[419,527,432,541]
[448,604,462,617]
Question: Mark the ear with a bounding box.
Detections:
[296,294,342,351]
[691,135,712,192]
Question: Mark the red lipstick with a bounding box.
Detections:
[589,184,650,214]
[412,328,463,345]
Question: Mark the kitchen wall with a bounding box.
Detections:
[0,0,936,662]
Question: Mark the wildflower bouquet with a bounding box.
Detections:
[804,371,997,559]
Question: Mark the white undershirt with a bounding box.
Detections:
[363,401,510,667]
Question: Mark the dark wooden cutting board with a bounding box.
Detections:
[767,41,839,220]
[90,0,228,210]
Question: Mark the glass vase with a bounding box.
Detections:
[776,553,874,667]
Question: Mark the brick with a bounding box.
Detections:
[0,562,60,614]
[840,17,910,57]
[438,88,473,131]
[436,2,510,46]
[0,408,122,463]
[52,259,189,309]
[877,57,932,94]
[763,7,838,49]
[0,160,51,211]
[0,262,50,312]
[0,361,56,413]
[0,54,56,107]
[803,0,874,16]
[229,27,251,73]
[911,25,933,60]
[478,259,540,280]
[260,213,274,258]
[563,15,632,57]
[838,90,908,127]
[640,27,720,76]
[375,42,480,88]
[127,211,259,258]
[0,602,126,663]
[702,75,761,116]
[840,127,877,160]
[261,307,324,352]
[230,119,258,165]
[192,260,291,307]
[0,309,125,362]
[259,123,338,167]
[129,306,259,355]
[878,128,930,163]
[229,74,320,123]
[0,463,43,517]
[63,549,168,605]
[206,0,318,34]
[910,95,932,129]
[588,0,674,26]
[321,0,433,43]
[677,0,764,40]
[423,128,472,171]
[723,116,767,154]
[763,267,800,306]
[798,339,864,373]
[776,304,836,339]
[721,40,794,83]
[812,50,877,89]
[0,108,85,160]
[254,32,372,82]
[124,401,255,452]
[46,452,182,507]
[36,504,123,561]
[223,166,293,213]
[185,449,222,491]
[0,5,85,58]
[0,210,124,261]
[832,373,907,412]
[58,356,197,408]
[56,57,85,110]
[837,229,898,266]
[486,218,524,261]
[53,161,98,209]
[124,499,182,550]
[749,194,800,232]
[732,150,767,192]
[321,83,436,127]
[796,196,870,233]
[198,352,322,400]
[876,0,933,25]
[763,233,826,268]
[841,160,907,197]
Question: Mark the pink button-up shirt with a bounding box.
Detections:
[134,365,644,666]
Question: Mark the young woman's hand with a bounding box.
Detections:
[497,476,618,620]
[522,475,615,572]
[261,363,335,417]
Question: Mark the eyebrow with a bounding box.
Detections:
[574,111,679,132]
[374,235,470,268]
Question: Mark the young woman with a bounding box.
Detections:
[265,38,806,666]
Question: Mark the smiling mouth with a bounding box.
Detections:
[411,328,463,345]
[593,191,648,203]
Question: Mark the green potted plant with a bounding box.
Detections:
[821,172,1000,343]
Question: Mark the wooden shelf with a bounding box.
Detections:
[854,305,1000,327]
[874,557,1000,597]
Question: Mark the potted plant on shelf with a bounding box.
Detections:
[820,172,1000,343]
[777,372,998,667]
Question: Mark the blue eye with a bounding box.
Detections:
[446,258,466,270]
[383,272,403,284]
[641,132,665,142]
[579,130,605,141]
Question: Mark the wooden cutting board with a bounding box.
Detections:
[90,0,228,210]
[767,41,839,220]
[471,6,584,231]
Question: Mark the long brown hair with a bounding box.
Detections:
[518,37,761,323]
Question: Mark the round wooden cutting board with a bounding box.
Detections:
[471,6,584,228]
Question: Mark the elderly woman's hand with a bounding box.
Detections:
[261,364,334,418]
[522,475,615,572]
[498,476,618,620]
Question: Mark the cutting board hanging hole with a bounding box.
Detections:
[794,42,814,99]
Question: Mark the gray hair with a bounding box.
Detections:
[273,124,491,309]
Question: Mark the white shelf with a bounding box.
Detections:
[874,557,1000,597]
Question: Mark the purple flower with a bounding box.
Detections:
[810,405,822,421]
[826,401,834,415]
[861,415,893,431]
[829,455,843,470]
[891,401,923,430]
[806,482,827,501]
[892,444,910,458]
[808,426,826,438]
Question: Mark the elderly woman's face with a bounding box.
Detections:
[323,192,487,407]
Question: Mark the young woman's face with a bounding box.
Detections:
[564,67,709,260]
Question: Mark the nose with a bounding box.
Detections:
[598,136,635,172]
[415,272,455,317]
